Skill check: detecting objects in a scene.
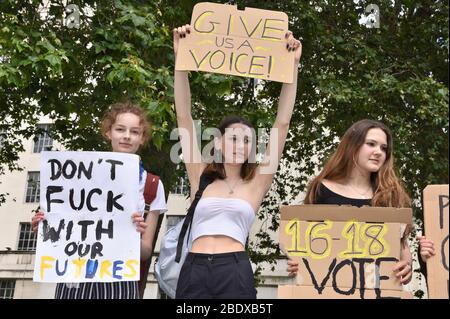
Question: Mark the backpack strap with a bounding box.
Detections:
[144,173,160,211]
[175,172,215,262]
[139,172,161,299]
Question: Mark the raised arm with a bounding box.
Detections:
[255,32,302,193]
[173,25,205,194]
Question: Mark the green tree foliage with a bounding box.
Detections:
[0,0,181,189]
[0,0,237,192]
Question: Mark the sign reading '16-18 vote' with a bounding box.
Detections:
[175,2,295,83]
[33,151,141,283]
[279,205,413,299]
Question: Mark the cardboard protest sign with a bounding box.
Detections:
[175,2,295,83]
[33,151,141,283]
[278,285,412,299]
[278,205,413,299]
[423,185,449,299]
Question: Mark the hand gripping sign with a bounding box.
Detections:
[175,2,295,83]
[279,205,413,299]
[33,151,140,283]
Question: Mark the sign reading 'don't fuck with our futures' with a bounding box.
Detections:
[33,151,140,283]
[279,205,413,299]
[175,2,295,83]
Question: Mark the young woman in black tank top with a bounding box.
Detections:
[315,183,371,207]
[287,120,414,285]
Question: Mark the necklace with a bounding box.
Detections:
[223,178,241,194]
[347,183,372,198]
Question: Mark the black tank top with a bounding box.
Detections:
[315,183,371,207]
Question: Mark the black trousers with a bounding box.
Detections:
[175,251,257,299]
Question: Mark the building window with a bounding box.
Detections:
[33,124,53,153]
[18,223,37,251]
[166,215,184,229]
[172,175,189,195]
[0,280,15,299]
[25,171,40,203]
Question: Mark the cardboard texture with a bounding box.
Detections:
[423,185,449,299]
[278,285,413,299]
[175,2,295,83]
[279,205,413,299]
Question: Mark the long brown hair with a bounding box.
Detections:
[203,116,258,181]
[304,119,411,208]
[101,101,152,144]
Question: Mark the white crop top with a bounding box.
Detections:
[191,197,255,246]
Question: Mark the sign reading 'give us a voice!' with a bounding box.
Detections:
[175,2,295,83]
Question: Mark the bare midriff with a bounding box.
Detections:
[191,235,245,254]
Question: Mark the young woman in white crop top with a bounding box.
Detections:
[173,24,303,299]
